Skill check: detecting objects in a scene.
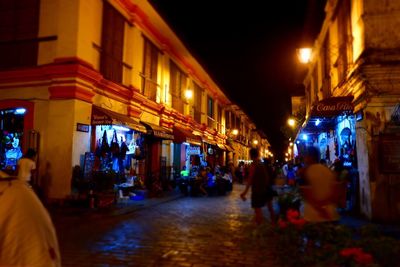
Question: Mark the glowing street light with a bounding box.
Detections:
[287,118,296,127]
[253,140,259,145]
[297,48,312,64]
[184,89,193,99]
[231,129,239,136]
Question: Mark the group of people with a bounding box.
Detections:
[240,146,346,225]
[0,148,61,266]
[179,165,234,196]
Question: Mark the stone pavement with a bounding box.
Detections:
[53,184,400,266]
[54,185,277,267]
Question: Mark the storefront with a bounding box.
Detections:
[297,96,358,211]
[0,100,36,175]
[172,125,203,176]
[140,122,174,190]
[89,106,147,192]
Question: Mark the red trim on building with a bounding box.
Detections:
[49,85,95,103]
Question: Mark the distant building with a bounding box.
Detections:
[297,0,400,222]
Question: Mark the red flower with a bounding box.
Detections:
[286,209,300,220]
[340,247,363,257]
[278,219,287,229]
[340,247,374,265]
[355,252,373,265]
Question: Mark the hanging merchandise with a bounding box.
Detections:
[110,130,120,158]
[95,139,102,158]
[120,136,128,160]
[100,130,110,157]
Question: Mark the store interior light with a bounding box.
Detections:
[315,119,321,126]
[289,142,293,147]
[296,140,300,144]
[231,129,239,136]
[302,134,308,141]
[112,125,130,132]
[253,140,259,145]
[15,108,26,114]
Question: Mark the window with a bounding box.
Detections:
[0,0,40,69]
[337,0,351,83]
[170,61,186,113]
[217,105,222,132]
[193,82,202,123]
[100,2,125,84]
[321,35,331,98]
[207,96,214,128]
[142,38,159,101]
[225,110,231,129]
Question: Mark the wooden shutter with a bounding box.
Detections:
[0,0,39,69]
[100,1,124,83]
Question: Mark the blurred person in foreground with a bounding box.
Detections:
[0,170,61,267]
[240,148,275,225]
[300,146,340,223]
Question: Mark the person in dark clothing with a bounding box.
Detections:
[240,148,275,225]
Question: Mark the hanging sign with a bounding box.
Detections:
[311,96,354,117]
[91,106,113,125]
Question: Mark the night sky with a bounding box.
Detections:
[149,0,326,157]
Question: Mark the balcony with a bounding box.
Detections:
[207,116,216,130]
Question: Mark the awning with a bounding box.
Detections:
[141,122,174,140]
[91,106,146,133]
[217,143,225,150]
[203,137,217,146]
[173,126,202,146]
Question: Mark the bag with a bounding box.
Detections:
[110,130,120,157]
[120,137,128,159]
[100,130,110,156]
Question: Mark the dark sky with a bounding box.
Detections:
[149,0,326,157]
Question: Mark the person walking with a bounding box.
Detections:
[17,148,37,185]
[300,147,340,223]
[0,171,61,266]
[240,148,275,225]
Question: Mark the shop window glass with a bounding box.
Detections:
[0,0,40,69]
[170,60,186,113]
[0,108,26,171]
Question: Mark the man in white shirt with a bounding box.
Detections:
[0,171,61,267]
[17,148,36,183]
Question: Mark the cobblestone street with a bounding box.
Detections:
[54,185,276,267]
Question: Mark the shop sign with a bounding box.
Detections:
[91,107,113,125]
[152,130,174,140]
[187,146,200,155]
[76,123,89,132]
[311,96,354,117]
[379,134,400,173]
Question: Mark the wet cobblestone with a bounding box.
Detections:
[55,185,277,266]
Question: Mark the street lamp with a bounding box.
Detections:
[231,129,239,136]
[297,48,312,64]
[287,118,296,127]
[184,89,193,99]
[253,140,259,145]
